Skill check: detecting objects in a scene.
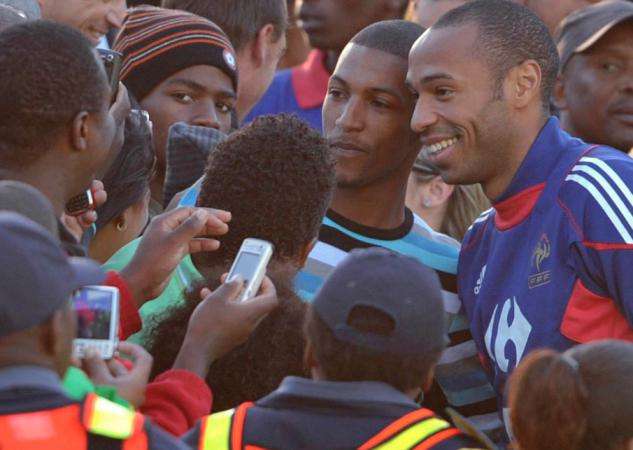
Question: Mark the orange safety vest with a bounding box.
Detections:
[198,403,488,450]
[0,393,148,450]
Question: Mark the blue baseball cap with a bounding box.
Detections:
[313,247,447,356]
[0,212,104,338]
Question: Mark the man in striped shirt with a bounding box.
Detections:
[295,19,502,440]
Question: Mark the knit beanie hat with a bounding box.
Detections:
[113,6,238,101]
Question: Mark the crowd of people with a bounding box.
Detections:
[0,0,632,449]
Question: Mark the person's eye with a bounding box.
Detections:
[171,93,194,104]
[370,99,391,109]
[601,62,620,74]
[217,102,232,114]
[435,87,455,100]
[327,88,346,100]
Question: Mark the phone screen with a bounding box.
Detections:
[73,288,113,340]
[231,251,261,285]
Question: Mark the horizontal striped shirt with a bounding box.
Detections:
[297,209,502,440]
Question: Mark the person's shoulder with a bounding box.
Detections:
[244,69,295,120]
[144,419,191,450]
[410,214,461,250]
[102,237,142,272]
[559,146,633,243]
[460,208,494,251]
[374,407,494,450]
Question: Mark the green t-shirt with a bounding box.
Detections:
[103,238,203,345]
[63,366,131,409]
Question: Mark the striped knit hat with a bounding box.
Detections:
[113,6,238,101]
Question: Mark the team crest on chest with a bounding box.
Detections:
[528,234,552,289]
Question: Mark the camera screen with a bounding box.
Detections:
[73,288,113,340]
[232,251,260,285]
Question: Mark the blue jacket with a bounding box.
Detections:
[244,50,329,132]
[459,117,633,410]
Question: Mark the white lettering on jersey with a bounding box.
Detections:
[484,297,532,373]
[474,265,486,295]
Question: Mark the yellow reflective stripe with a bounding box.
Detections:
[200,409,234,450]
[372,417,451,450]
[86,396,136,439]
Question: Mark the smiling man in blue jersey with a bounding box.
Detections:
[291,19,502,441]
[407,0,633,431]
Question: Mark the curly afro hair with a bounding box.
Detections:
[147,267,307,411]
[194,113,335,268]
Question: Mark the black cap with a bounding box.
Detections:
[313,247,447,356]
[0,212,104,338]
[557,0,633,70]
[0,180,59,240]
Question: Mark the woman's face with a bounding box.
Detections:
[90,187,151,263]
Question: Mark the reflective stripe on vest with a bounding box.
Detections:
[200,402,254,450]
[0,394,147,450]
[359,408,456,450]
[200,404,462,450]
[82,393,140,440]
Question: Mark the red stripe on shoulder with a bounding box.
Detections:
[582,241,633,251]
[561,279,633,343]
[231,402,254,450]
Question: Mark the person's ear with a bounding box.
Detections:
[115,211,129,232]
[384,0,406,17]
[505,59,542,109]
[41,307,73,359]
[303,340,320,377]
[552,73,568,112]
[298,237,318,268]
[251,23,276,68]
[422,365,436,392]
[71,111,91,153]
[426,176,454,207]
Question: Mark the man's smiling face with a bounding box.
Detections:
[40,0,126,46]
[408,24,515,189]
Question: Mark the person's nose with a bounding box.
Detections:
[617,66,633,95]
[191,101,222,130]
[106,0,127,29]
[334,97,364,132]
[411,98,439,134]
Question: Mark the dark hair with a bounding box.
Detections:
[0,20,107,168]
[96,111,155,229]
[161,0,288,51]
[350,19,425,60]
[509,340,633,450]
[434,0,559,110]
[304,306,440,392]
[194,114,335,269]
[147,268,307,411]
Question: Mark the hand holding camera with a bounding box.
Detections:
[81,342,153,409]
